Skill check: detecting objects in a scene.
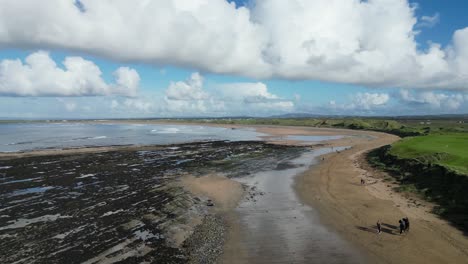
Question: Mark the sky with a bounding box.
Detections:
[0,0,467,118]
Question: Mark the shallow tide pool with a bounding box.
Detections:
[226,147,365,263]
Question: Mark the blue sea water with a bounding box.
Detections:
[0,122,264,152]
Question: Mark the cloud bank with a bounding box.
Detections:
[0,0,467,90]
[328,92,390,112]
[108,72,292,116]
[399,90,467,110]
[161,72,294,115]
[0,51,139,96]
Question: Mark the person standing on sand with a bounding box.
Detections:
[399,220,405,234]
[377,220,382,234]
[403,217,410,232]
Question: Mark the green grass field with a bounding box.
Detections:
[390,133,468,174]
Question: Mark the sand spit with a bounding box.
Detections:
[220,148,365,264]
[181,174,244,212]
[180,174,244,264]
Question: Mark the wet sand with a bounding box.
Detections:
[0,141,301,263]
[221,149,365,264]
[181,174,244,211]
[283,127,468,264]
[3,121,468,263]
[210,125,468,264]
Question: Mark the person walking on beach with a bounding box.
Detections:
[403,217,410,232]
[377,220,382,234]
[399,220,405,234]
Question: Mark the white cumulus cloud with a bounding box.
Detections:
[0,0,467,90]
[165,72,209,101]
[352,93,390,110]
[0,51,140,96]
[329,92,390,111]
[217,82,277,101]
[418,13,440,28]
[123,98,154,113]
[162,72,295,115]
[57,98,77,111]
[399,90,466,110]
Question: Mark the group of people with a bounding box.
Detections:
[399,217,410,234]
[376,217,409,235]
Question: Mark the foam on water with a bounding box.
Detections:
[0,123,265,152]
[91,136,107,139]
[151,127,180,134]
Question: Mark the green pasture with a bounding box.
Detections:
[390,133,468,174]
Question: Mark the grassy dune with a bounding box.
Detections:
[390,133,468,174]
[190,118,423,137]
[181,117,467,136]
[368,133,468,230]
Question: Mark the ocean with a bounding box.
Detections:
[0,122,264,152]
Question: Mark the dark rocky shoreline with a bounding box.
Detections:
[0,141,305,264]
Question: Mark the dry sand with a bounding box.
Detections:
[285,127,468,264]
[215,125,468,263]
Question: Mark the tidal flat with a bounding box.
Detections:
[0,141,305,264]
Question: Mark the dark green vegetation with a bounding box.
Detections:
[195,118,414,136]
[172,116,468,137]
[368,133,468,232]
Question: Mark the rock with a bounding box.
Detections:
[184,215,225,264]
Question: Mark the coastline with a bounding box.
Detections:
[293,128,468,263]
[207,124,468,263]
[2,121,468,263]
[0,140,302,263]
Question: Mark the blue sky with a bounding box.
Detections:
[0,0,467,118]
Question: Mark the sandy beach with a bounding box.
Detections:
[278,126,468,264]
[190,124,468,263]
[2,121,468,263]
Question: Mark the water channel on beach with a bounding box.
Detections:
[225,147,365,264]
[0,122,367,263]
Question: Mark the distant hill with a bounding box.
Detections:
[269,113,332,118]
[269,113,468,120]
